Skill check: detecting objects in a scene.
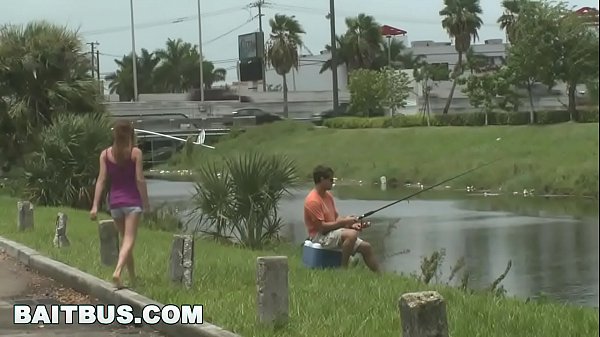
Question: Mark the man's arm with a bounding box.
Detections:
[306,200,354,234]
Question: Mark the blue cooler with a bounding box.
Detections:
[302,240,342,269]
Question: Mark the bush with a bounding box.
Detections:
[324,109,599,129]
[143,202,182,232]
[577,108,599,123]
[23,113,112,208]
[189,152,299,249]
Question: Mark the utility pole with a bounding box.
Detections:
[251,0,268,92]
[197,0,205,102]
[86,41,99,78]
[96,50,100,81]
[328,0,339,111]
[129,0,139,102]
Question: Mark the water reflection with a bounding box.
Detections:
[146,179,599,308]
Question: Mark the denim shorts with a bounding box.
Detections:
[110,206,143,219]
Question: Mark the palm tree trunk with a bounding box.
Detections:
[282,73,289,118]
[442,51,463,115]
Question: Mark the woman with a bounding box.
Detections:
[90,120,150,289]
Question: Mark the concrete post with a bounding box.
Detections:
[16,201,34,231]
[256,256,288,326]
[398,291,449,337]
[169,234,194,289]
[98,220,120,266]
[53,212,70,248]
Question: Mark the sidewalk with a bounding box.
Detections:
[0,252,165,337]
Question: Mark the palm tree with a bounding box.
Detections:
[344,14,384,70]
[0,20,103,161]
[439,0,483,114]
[497,0,527,44]
[266,14,305,117]
[154,38,197,93]
[105,48,160,101]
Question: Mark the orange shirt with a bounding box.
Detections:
[304,189,338,238]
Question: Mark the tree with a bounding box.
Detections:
[0,20,104,165]
[555,7,600,120]
[105,49,160,101]
[381,67,411,116]
[497,0,528,44]
[105,38,227,100]
[347,68,410,117]
[439,0,484,114]
[265,14,305,118]
[459,68,520,124]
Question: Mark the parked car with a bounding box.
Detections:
[311,103,350,126]
[225,108,284,126]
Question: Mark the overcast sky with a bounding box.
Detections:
[2,0,596,83]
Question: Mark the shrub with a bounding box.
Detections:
[324,109,599,129]
[143,202,182,232]
[23,112,112,208]
[382,115,427,128]
[189,152,299,249]
[577,108,599,123]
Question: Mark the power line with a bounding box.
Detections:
[203,15,258,45]
[268,3,501,29]
[81,6,246,36]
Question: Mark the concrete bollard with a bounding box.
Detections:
[16,201,34,231]
[53,212,70,248]
[399,291,449,337]
[168,234,194,289]
[256,256,289,326]
[98,220,120,266]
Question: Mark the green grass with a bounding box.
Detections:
[164,121,599,197]
[0,196,598,337]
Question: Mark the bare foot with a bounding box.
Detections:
[112,274,124,289]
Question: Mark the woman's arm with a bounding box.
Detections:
[133,147,150,209]
[92,150,107,211]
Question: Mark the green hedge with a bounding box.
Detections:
[323,109,599,129]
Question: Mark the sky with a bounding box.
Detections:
[1,0,597,84]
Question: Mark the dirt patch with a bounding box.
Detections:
[0,251,95,304]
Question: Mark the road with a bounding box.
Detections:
[0,252,165,337]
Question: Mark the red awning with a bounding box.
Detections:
[381,25,407,36]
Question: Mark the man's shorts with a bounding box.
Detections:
[311,228,363,253]
[110,206,143,220]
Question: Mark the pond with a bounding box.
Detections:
[146,179,599,308]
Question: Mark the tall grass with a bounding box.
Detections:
[0,196,597,337]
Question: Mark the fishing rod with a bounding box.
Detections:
[357,156,503,220]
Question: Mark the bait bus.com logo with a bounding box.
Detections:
[13,304,203,325]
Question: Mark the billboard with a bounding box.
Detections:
[238,32,265,61]
[239,58,263,82]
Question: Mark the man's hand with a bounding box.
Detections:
[350,221,371,231]
[340,216,358,228]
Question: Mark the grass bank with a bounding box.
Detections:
[164,121,599,197]
[0,196,597,337]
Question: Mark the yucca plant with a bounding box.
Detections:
[23,112,112,209]
[189,152,299,249]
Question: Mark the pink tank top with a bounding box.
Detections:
[105,148,142,209]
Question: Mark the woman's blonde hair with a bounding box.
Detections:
[112,120,135,166]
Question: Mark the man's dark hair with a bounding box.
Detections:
[313,165,334,184]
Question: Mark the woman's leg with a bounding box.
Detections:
[112,209,141,288]
[113,216,135,283]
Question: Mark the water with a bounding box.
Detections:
[146,179,599,308]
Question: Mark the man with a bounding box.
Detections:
[303,165,381,274]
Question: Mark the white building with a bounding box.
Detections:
[258,37,508,94]
[409,38,508,73]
